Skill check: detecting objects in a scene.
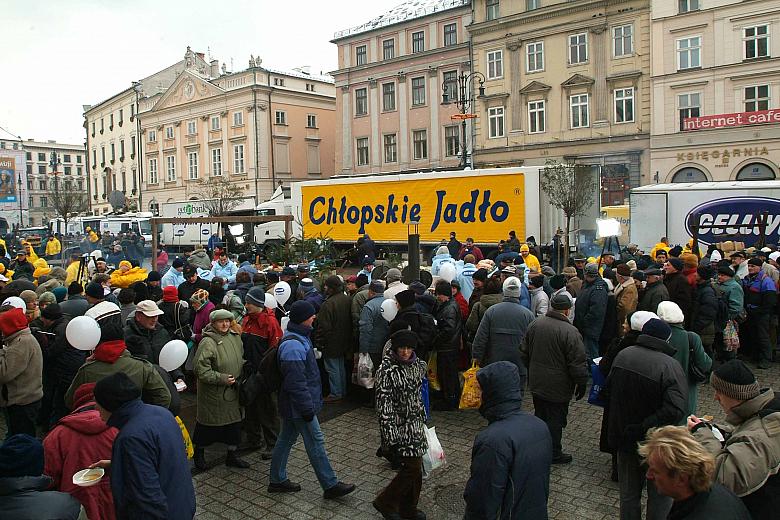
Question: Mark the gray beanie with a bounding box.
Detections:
[386,268,402,284]
[503,277,521,298]
[245,286,266,307]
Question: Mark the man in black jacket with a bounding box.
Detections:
[690,266,718,357]
[607,318,688,520]
[314,276,353,402]
[432,280,462,411]
[638,268,670,313]
[663,258,692,324]
[177,266,209,308]
[574,263,608,361]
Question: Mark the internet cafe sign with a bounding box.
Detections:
[683,109,780,131]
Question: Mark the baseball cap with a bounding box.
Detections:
[136,300,164,317]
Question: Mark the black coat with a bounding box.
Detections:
[638,280,669,313]
[464,362,551,519]
[664,271,693,321]
[574,276,608,340]
[691,282,717,345]
[45,316,87,385]
[59,295,89,318]
[432,297,462,353]
[668,483,751,520]
[158,301,192,342]
[177,278,209,307]
[313,292,353,358]
[0,476,83,520]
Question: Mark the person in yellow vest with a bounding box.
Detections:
[650,237,670,261]
[65,253,83,286]
[520,243,541,273]
[0,263,14,281]
[20,240,39,263]
[681,238,704,258]
[44,233,61,259]
[109,260,149,289]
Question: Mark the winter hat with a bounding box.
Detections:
[709,360,761,401]
[697,265,714,281]
[38,291,56,307]
[146,271,161,282]
[85,282,104,300]
[360,256,374,267]
[630,310,658,332]
[85,301,123,342]
[501,265,517,276]
[717,265,735,277]
[162,286,179,303]
[541,266,556,277]
[172,258,185,269]
[386,268,402,284]
[49,266,67,282]
[281,266,296,277]
[626,260,638,272]
[209,308,234,322]
[245,286,266,307]
[189,289,209,309]
[118,260,132,270]
[289,300,316,324]
[324,275,343,291]
[503,276,522,298]
[529,275,544,289]
[67,281,83,296]
[435,280,452,296]
[667,258,684,272]
[409,281,426,295]
[657,301,685,325]
[0,434,44,478]
[94,372,141,412]
[391,329,419,351]
[41,303,63,321]
[0,307,28,336]
[520,244,530,253]
[52,286,67,303]
[584,263,600,276]
[549,274,566,290]
[19,290,37,305]
[669,245,683,257]
[72,382,97,410]
[266,271,280,283]
[632,270,647,282]
[641,318,672,341]
[472,268,488,282]
[562,266,577,278]
[395,289,416,308]
[747,258,763,267]
[616,264,632,277]
[299,278,315,294]
[710,250,722,263]
[369,280,385,293]
[770,251,780,262]
[551,293,572,310]
[681,253,699,269]
[436,246,449,256]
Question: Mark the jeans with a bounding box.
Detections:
[533,396,569,457]
[617,450,672,520]
[323,356,346,398]
[270,416,338,490]
[584,336,601,361]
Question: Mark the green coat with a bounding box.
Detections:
[668,324,712,417]
[194,325,244,426]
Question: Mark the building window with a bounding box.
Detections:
[413,130,428,160]
[526,0,540,10]
[26,164,31,175]
[412,77,426,106]
[233,144,245,173]
[382,82,396,111]
[614,88,635,123]
[384,134,397,163]
[165,126,174,139]
[41,196,47,207]
[210,115,221,130]
[613,24,633,57]
[119,140,125,159]
[165,155,176,181]
[678,0,699,13]
[356,45,367,66]
[383,39,395,60]
[100,118,104,133]
[356,137,369,166]
[233,111,244,126]
[355,88,368,116]
[92,149,96,165]
[130,137,136,156]
[676,36,701,70]
[39,180,46,190]
[76,155,82,164]
[744,25,769,60]
[63,154,71,163]
[445,126,460,157]
[119,109,123,124]
[29,196,34,208]
[486,0,499,20]
[306,83,315,92]
[443,71,458,102]
[487,50,503,79]
[91,122,95,137]
[148,158,158,184]
[527,41,544,72]
[745,85,770,112]
[307,114,317,128]
[412,31,425,53]
[528,100,546,133]
[569,33,587,64]
[678,93,701,130]
[77,166,83,175]
[444,23,457,46]
[273,78,285,87]
[570,94,589,128]
[211,148,223,176]
[38,152,46,161]
[188,151,198,180]
[64,165,72,175]
[110,114,114,129]
[274,111,287,125]
[488,106,505,138]
[25,152,31,160]
[110,143,116,162]
[187,120,197,135]
[38,165,46,174]
[148,130,156,143]
[101,147,105,164]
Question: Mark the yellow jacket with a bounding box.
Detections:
[110,266,149,289]
[522,253,541,273]
[21,242,39,263]
[65,260,81,286]
[650,242,669,261]
[89,231,100,243]
[45,237,61,256]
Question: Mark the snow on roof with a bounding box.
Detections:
[334,0,469,40]
[264,67,334,84]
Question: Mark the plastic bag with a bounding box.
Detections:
[724,320,740,352]
[357,352,374,389]
[422,425,446,474]
[175,416,194,459]
[588,363,606,407]
[459,361,481,409]
[427,352,441,391]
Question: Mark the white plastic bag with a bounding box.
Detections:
[357,352,374,389]
[422,426,446,474]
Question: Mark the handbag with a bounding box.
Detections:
[357,352,374,389]
[588,363,606,407]
[236,361,261,406]
[686,331,708,383]
[723,320,740,352]
[173,302,193,342]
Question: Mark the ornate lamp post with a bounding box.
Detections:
[441,71,485,168]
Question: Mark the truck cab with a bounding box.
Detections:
[254,186,291,248]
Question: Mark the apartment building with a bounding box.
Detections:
[22,139,85,226]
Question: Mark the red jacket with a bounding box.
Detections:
[43,402,117,520]
[455,292,470,321]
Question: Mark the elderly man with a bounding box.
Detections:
[638,268,670,314]
[663,258,692,324]
[123,300,174,368]
[574,263,608,361]
[383,268,408,301]
[314,276,353,403]
[359,280,389,373]
[730,252,749,280]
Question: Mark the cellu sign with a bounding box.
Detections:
[683,109,780,131]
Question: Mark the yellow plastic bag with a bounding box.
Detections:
[459,361,482,410]
[427,352,441,391]
[176,416,194,459]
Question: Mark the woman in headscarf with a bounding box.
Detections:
[190,289,215,344]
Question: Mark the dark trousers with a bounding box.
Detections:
[243,391,280,449]
[533,395,569,457]
[374,456,423,518]
[3,400,41,439]
[437,350,460,408]
[742,315,772,363]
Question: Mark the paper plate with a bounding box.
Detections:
[72,467,104,487]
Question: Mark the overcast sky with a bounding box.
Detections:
[0,0,402,144]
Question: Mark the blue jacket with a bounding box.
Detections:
[457,262,477,301]
[210,261,238,287]
[278,323,322,420]
[107,399,195,520]
[431,253,456,276]
[207,235,223,250]
[464,361,551,520]
[519,281,532,310]
[300,289,325,312]
[237,261,258,277]
[359,294,389,354]
[160,268,184,289]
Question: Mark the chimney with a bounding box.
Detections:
[210,60,219,77]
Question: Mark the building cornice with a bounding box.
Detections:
[651,56,780,80]
[331,4,471,43]
[474,132,649,154]
[330,42,469,78]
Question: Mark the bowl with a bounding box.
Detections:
[72,467,104,487]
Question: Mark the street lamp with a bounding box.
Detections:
[50,150,61,197]
[441,71,485,169]
[17,173,23,228]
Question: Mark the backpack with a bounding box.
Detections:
[237,361,261,406]
[710,282,730,331]
[416,312,438,356]
[258,331,303,393]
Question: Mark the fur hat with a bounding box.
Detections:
[395,289,416,308]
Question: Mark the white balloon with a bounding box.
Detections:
[439,263,457,283]
[264,293,278,310]
[158,340,188,372]
[281,316,290,332]
[274,281,291,306]
[2,297,25,310]
[66,316,101,351]
[380,298,398,322]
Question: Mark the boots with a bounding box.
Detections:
[225,449,250,469]
[194,448,207,471]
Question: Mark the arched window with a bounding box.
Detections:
[671,167,707,182]
[736,162,776,180]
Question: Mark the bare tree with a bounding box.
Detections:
[540,159,597,267]
[192,177,245,216]
[50,182,89,261]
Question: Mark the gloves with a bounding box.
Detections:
[574,383,587,401]
[302,413,314,423]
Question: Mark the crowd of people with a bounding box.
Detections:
[0,229,778,519]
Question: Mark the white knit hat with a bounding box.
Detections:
[630,310,658,332]
[657,301,685,325]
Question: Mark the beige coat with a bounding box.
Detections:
[0,328,43,407]
[614,278,638,332]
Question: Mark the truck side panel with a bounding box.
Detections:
[630,192,668,252]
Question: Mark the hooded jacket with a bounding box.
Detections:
[464,362,552,520]
[44,315,87,386]
[432,297,462,353]
[160,268,184,289]
[359,294,389,354]
[187,249,212,270]
[241,308,282,371]
[59,294,90,318]
[0,475,84,520]
[465,292,504,338]
[472,297,534,377]
[694,389,780,520]
[529,285,549,317]
[690,282,717,347]
[0,308,43,407]
[194,324,244,426]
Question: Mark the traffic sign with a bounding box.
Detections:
[451,113,478,120]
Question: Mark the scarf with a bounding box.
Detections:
[242,309,282,348]
[390,349,417,366]
[92,340,126,364]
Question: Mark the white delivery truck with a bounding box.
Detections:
[100,212,155,244]
[629,180,780,252]
[159,197,256,251]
